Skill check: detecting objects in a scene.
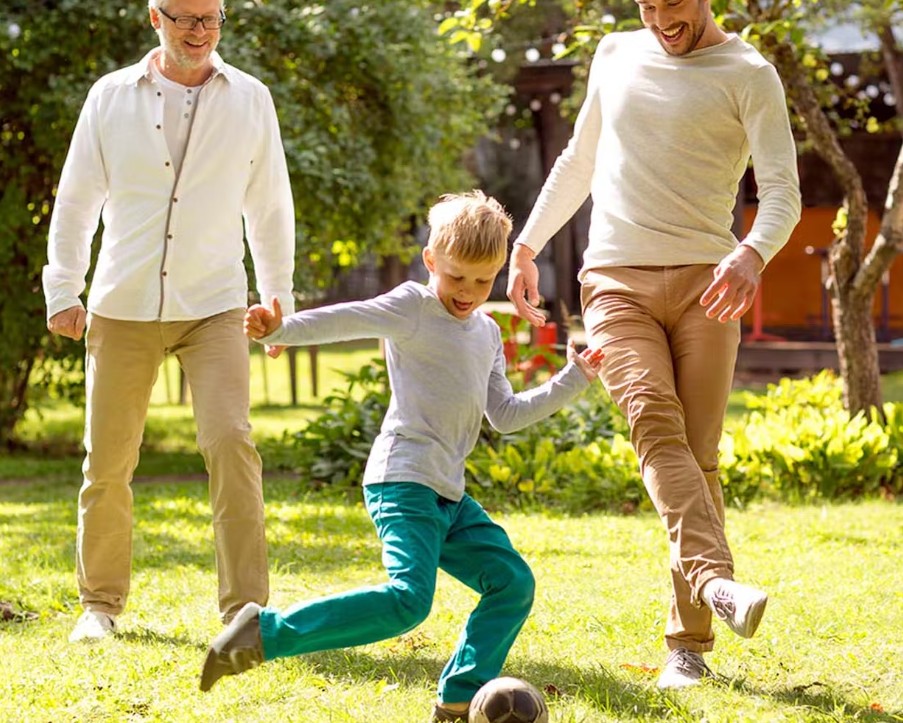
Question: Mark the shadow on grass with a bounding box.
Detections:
[286,648,679,719]
[739,681,902,723]
[0,478,381,576]
[118,627,206,651]
[266,647,903,722]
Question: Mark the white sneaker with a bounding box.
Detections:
[656,647,712,689]
[69,610,117,643]
[701,578,768,639]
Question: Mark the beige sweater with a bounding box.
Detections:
[516,30,801,275]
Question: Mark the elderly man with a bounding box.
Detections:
[43,0,295,642]
[507,0,801,688]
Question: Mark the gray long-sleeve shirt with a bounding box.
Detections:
[262,281,590,501]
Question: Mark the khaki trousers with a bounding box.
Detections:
[581,266,739,653]
[79,309,268,622]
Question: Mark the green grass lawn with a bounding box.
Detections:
[2,358,903,721]
[0,477,901,723]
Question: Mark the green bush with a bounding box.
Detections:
[464,387,646,513]
[262,364,903,512]
[259,359,391,487]
[261,354,646,512]
[720,371,903,505]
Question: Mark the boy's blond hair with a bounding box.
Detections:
[427,191,512,269]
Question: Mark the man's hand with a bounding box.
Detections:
[567,339,605,382]
[700,245,765,323]
[506,243,546,328]
[244,297,285,358]
[47,306,87,341]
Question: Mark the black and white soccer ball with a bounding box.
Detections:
[469,677,549,723]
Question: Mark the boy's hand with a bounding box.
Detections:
[244,296,284,347]
[567,339,604,382]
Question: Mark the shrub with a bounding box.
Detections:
[720,371,903,505]
[262,364,903,512]
[261,354,646,512]
[260,359,391,488]
[464,384,646,512]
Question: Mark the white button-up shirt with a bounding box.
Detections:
[43,49,295,322]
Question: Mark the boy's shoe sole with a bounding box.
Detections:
[200,602,264,692]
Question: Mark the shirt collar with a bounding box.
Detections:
[126,47,231,86]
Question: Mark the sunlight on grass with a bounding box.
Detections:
[883,370,903,403]
[3,342,382,481]
[1,477,901,723]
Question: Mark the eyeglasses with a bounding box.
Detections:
[156,6,226,30]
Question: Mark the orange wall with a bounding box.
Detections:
[745,206,903,332]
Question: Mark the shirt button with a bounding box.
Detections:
[162,271,168,277]
[156,124,162,130]
[167,234,173,239]
[183,113,189,119]
[172,197,178,203]
[157,91,162,97]
[165,161,171,167]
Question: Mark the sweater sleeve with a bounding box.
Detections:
[739,63,802,266]
[484,336,590,434]
[260,283,420,347]
[514,37,610,256]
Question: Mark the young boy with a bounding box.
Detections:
[199,191,603,721]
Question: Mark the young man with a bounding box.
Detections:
[43,0,295,641]
[200,191,604,723]
[506,0,801,688]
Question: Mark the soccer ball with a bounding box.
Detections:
[469,677,549,723]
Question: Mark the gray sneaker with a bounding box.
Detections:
[200,602,264,692]
[656,647,712,689]
[430,703,470,722]
[701,578,768,639]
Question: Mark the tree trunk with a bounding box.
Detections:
[763,38,882,413]
[831,289,883,413]
[0,352,37,450]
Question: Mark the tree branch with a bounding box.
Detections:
[763,38,869,290]
[856,140,903,296]
[877,21,903,130]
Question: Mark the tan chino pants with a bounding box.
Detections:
[78,309,268,623]
[582,265,739,652]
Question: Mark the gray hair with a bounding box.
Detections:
[148,1,226,9]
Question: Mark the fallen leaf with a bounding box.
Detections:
[0,602,38,622]
[620,663,660,675]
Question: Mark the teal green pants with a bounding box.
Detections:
[258,482,535,703]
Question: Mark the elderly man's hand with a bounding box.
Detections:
[48,306,87,341]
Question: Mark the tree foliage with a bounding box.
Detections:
[0,0,507,445]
